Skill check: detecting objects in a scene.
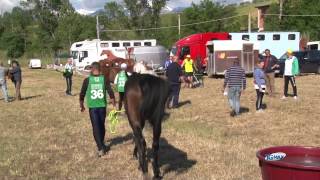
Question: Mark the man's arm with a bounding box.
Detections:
[223,69,229,89]
[79,78,89,112]
[242,69,246,90]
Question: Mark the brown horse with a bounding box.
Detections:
[99,50,135,82]
[124,73,169,179]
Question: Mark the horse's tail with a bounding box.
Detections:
[137,74,169,127]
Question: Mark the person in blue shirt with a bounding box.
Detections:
[254,61,266,112]
[164,55,173,70]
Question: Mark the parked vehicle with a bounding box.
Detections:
[70,39,157,70]
[130,46,168,71]
[170,32,231,70]
[276,50,320,75]
[307,41,320,50]
[206,40,259,76]
[230,32,300,59]
[29,59,42,69]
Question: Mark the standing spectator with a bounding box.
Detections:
[223,60,246,117]
[254,61,266,112]
[166,56,183,109]
[79,62,116,158]
[282,49,299,100]
[0,62,9,102]
[9,60,22,101]
[164,55,173,70]
[63,58,73,95]
[181,55,197,88]
[114,63,129,111]
[262,49,279,96]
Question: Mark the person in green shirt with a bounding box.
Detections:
[114,63,129,111]
[79,62,116,158]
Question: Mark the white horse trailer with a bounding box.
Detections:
[206,40,259,76]
[71,39,157,70]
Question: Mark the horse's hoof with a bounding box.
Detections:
[143,173,151,180]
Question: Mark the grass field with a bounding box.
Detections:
[0,68,320,179]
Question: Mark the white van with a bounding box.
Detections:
[29,59,42,69]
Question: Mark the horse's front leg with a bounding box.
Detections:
[152,123,162,179]
[133,143,138,159]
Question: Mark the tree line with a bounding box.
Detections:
[0,0,319,60]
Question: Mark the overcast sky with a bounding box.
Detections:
[0,0,202,14]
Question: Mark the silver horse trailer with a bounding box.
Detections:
[131,46,168,71]
[206,40,259,76]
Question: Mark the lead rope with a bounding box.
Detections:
[108,109,125,134]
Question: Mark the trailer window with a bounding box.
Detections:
[123,42,131,47]
[112,43,120,47]
[273,34,280,40]
[288,34,296,40]
[180,46,190,59]
[76,44,83,47]
[257,35,265,41]
[144,42,152,46]
[242,35,250,40]
[309,44,318,50]
[101,43,109,47]
[134,42,141,46]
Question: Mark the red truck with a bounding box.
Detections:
[170,32,231,70]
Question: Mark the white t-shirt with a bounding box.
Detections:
[284,57,294,76]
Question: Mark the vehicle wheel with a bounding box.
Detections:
[84,65,91,70]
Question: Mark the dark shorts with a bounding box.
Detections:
[185,72,193,77]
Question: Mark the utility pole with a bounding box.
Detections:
[96,16,100,40]
[248,13,251,33]
[279,0,284,21]
[178,14,181,39]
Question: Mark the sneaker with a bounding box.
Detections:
[294,96,298,100]
[97,150,106,158]
[256,109,264,113]
[281,96,287,100]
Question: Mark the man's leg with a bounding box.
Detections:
[172,84,180,107]
[289,76,298,97]
[65,77,69,94]
[227,87,235,112]
[269,72,275,95]
[118,92,124,110]
[15,81,21,100]
[284,76,289,97]
[255,89,260,110]
[234,88,241,115]
[98,108,107,151]
[69,76,72,94]
[265,73,271,94]
[2,82,8,102]
[89,108,105,152]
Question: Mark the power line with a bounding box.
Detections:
[102,14,247,32]
[265,14,320,17]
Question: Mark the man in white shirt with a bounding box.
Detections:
[0,62,9,102]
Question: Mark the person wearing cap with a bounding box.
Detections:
[63,58,74,95]
[262,49,278,96]
[181,55,197,88]
[164,55,173,70]
[114,63,129,110]
[282,49,299,100]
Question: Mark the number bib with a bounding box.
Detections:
[86,75,106,108]
[116,71,128,93]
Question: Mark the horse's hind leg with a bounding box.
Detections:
[152,121,162,179]
[133,127,148,174]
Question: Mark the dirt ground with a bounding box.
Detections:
[0,69,319,179]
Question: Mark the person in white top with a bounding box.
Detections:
[63,58,74,95]
[282,49,299,100]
